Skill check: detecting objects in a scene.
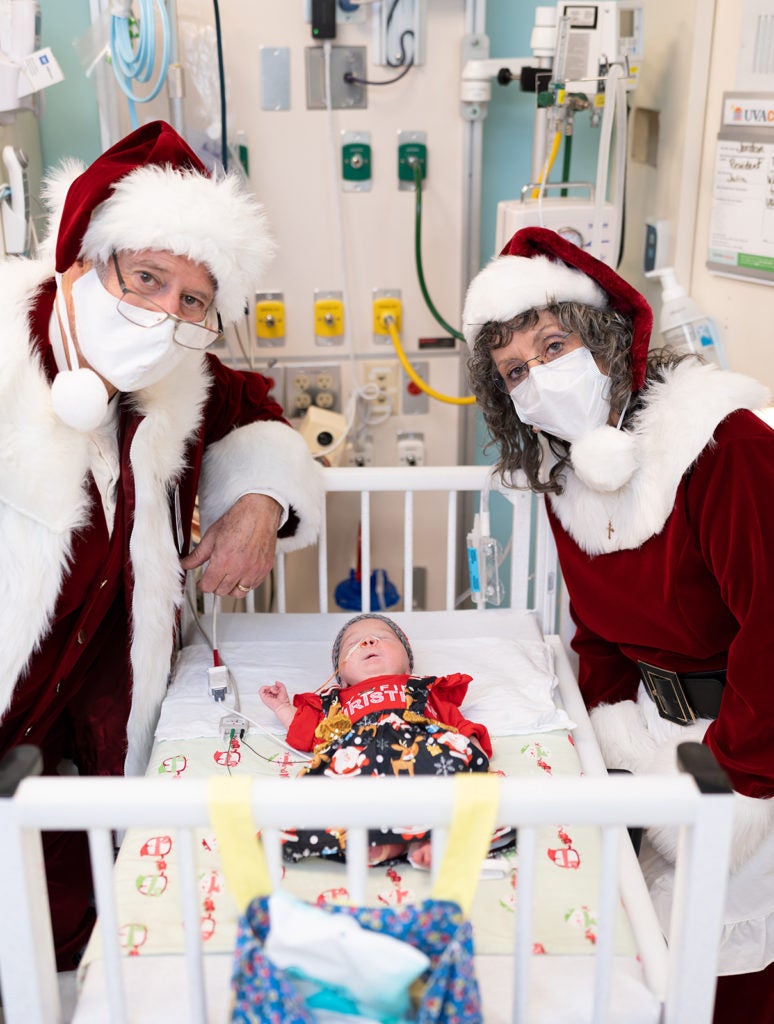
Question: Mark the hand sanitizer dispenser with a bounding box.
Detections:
[647,267,727,368]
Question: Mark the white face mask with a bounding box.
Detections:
[70,268,188,392]
[509,346,612,443]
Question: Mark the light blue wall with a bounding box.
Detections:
[480,1,599,265]
[475,1,599,466]
[480,2,539,266]
[39,0,101,168]
[475,2,542,465]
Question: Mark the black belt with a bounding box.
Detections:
[637,660,726,726]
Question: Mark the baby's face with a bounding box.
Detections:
[336,619,410,687]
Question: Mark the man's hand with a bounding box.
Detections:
[180,493,282,597]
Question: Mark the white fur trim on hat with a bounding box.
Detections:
[79,165,275,323]
[462,253,608,345]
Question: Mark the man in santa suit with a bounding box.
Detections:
[0,120,323,967]
[463,226,774,1022]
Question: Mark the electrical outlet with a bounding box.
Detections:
[291,390,313,414]
[284,364,341,417]
[315,390,336,409]
[363,360,399,410]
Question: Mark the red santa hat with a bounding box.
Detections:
[51,120,274,323]
[462,226,653,391]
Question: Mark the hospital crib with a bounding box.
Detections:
[0,465,735,1024]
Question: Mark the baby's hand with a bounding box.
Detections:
[260,682,290,710]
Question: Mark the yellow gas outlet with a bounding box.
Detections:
[255,295,286,346]
[314,298,344,339]
[373,296,402,336]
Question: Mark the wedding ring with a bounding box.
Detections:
[236,583,251,593]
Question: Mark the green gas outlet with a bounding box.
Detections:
[398,130,427,191]
[341,131,371,193]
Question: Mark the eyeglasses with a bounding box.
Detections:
[492,331,574,394]
[111,252,224,351]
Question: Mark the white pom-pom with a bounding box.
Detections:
[51,368,109,432]
[570,425,637,492]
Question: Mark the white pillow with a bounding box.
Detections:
[412,636,574,735]
[157,635,573,741]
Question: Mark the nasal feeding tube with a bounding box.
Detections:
[314,634,384,694]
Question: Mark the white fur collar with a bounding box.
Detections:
[0,258,211,774]
[548,362,770,554]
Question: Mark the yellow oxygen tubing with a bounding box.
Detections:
[530,129,563,199]
[386,317,475,406]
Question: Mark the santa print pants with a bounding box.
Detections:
[282,718,490,863]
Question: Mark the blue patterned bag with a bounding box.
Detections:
[209,775,500,1024]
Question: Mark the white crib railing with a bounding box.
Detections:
[196,465,560,633]
[0,747,733,1024]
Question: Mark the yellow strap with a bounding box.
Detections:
[209,773,500,917]
[431,773,501,915]
[207,776,272,910]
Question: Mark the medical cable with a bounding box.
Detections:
[345,25,414,85]
[184,587,242,709]
[240,736,310,767]
[385,316,475,406]
[385,0,413,67]
[109,0,171,131]
[228,710,311,760]
[211,0,228,171]
[183,581,310,756]
[344,55,413,87]
[411,161,465,343]
[322,41,393,442]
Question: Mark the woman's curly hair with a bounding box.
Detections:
[466,302,689,495]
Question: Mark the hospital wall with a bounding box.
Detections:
[37,2,774,381]
[30,0,774,610]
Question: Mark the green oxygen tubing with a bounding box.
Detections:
[392,159,475,407]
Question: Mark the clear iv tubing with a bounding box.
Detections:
[592,64,626,262]
[480,468,494,538]
[110,0,171,130]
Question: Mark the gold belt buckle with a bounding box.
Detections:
[638,661,696,725]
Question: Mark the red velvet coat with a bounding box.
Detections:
[0,264,323,779]
[544,362,774,800]
[0,259,323,969]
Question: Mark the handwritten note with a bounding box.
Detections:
[708,130,774,279]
